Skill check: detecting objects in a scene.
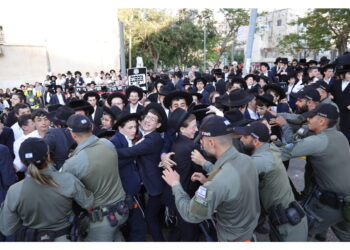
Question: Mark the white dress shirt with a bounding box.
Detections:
[342,81,349,91]
[11,122,24,141]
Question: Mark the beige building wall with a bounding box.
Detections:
[0,0,121,89]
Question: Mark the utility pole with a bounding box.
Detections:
[204,24,207,70]
[243,8,258,75]
[203,15,209,71]
[129,27,132,69]
[119,21,126,77]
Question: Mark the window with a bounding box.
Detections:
[268,21,272,28]
[277,20,282,26]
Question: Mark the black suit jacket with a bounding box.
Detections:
[124,103,144,114]
[90,106,104,127]
[216,78,227,95]
[331,79,350,141]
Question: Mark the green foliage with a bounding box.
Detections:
[118,8,251,71]
[280,8,350,56]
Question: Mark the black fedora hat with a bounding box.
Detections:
[263,84,286,100]
[307,60,318,67]
[319,56,330,65]
[107,92,128,106]
[256,93,276,107]
[281,58,289,64]
[67,99,94,115]
[193,77,207,87]
[224,109,254,127]
[142,102,168,132]
[47,104,63,113]
[97,129,116,139]
[167,108,190,133]
[190,103,210,122]
[214,96,225,109]
[221,89,254,107]
[158,85,174,96]
[74,71,82,76]
[260,62,270,70]
[189,89,203,101]
[83,91,100,102]
[52,106,75,126]
[244,74,256,81]
[274,57,281,65]
[103,105,122,120]
[163,91,193,109]
[299,59,307,65]
[113,111,140,130]
[213,69,223,75]
[55,85,63,90]
[125,85,143,100]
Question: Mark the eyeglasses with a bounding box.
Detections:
[144,115,158,123]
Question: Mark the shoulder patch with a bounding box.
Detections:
[197,186,207,199]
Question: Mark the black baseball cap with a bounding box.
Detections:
[303,86,321,102]
[67,114,93,133]
[195,115,234,142]
[233,121,270,143]
[302,103,339,120]
[311,80,330,92]
[19,138,49,163]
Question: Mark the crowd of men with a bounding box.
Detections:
[0,53,350,242]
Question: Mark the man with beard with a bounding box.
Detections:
[280,104,350,241]
[235,121,307,241]
[272,87,320,143]
[162,115,260,241]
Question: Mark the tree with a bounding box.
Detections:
[211,9,250,64]
[119,9,173,71]
[280,9,350,57]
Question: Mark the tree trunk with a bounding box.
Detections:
[336,36,348,56]
[152,51,160,72]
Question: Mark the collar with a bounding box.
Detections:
[212,146,238,172]
[120,131,133,146]
[73,135,99,155]
[253,143,270,155]
[320,126,337,134]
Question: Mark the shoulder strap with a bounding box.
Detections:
[207,167,222,181]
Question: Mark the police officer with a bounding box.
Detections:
[61,114,128,242]
[0,138,93,241]
[235,121,308,241]
[280,103,350,241]
[162,115,260,241]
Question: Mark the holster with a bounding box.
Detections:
[269,201,305,227]
[68,212,89,241]
[317,190,344,210]
[89,200,129,227]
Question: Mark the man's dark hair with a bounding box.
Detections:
[12,93,26,103]
[14,103,30,115]
[170,96,186,106]
[256,99,268,107]
[308,66,319,73]
[18,114,32,127]
[146,108,162,124]
[326,118,337,128]
[31,109,49,120]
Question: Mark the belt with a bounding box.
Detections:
[269,201,305,226]
[36,226,70,241]
[88,200,129,222]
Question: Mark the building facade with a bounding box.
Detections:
[0,2,122,89]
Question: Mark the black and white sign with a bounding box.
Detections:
[127,67,147,91]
